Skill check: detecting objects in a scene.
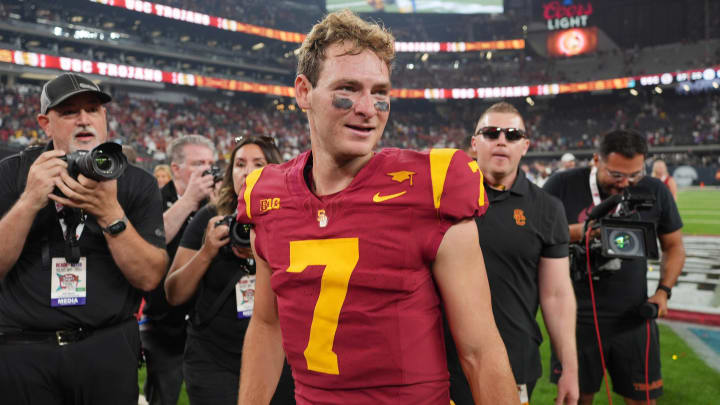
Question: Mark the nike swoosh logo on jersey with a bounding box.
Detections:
[373,191,407,202]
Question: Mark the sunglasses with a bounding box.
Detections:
[476,127,527,142]
[234,135,276,146]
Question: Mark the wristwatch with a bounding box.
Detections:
[102,216,128,235]
[656,284,672,299]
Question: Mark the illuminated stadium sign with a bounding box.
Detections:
[2,48,718,100]
[547,28,597,57]
[543,0,593,30]
[87,0,521,51]
[327,0,503,14]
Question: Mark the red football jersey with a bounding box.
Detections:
[237,148,487,404]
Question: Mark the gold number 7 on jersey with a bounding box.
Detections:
[287,238,359,375]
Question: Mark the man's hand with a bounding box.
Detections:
[647,290,669,318]
[555,368,579,404]
[49,171,124,227]
[182,168,215,210]
[200,215,230,258]
[232,246,253,259]
[19,150,67,212]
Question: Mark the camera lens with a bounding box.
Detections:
[94,153,113,172]
[607,228,642,257]
[74,142,128,181]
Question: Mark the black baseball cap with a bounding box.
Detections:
[40,73,112,114]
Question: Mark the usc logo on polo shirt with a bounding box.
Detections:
[513,209,526,226]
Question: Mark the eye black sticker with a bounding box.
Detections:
[332,96,353,110]
[374,101,389,112]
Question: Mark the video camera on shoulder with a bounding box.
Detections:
[214,211,252,255]
[202,165,223,184]
[569,187,659,281]
[61,142,128,181]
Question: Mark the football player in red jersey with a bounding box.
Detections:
[237,10,517,405]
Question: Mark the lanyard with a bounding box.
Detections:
[589,166,621,215]
[55,203,86,241]
[55,203,86,264]
[589,167,602,207]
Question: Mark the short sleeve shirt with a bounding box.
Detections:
[0,144,165,331]
[543,167,683,325]
[236,148,487,404]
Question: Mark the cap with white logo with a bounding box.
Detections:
[40,73,112,114]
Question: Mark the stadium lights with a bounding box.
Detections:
[486,51,493,60]
[407,64,415,70]
[421,53,429,62]
[629,88,639,96]
[526,97,534,106]
[654,86,663,94]
[252,43,265,51]
[682,84,690,91]
[713,82,719,89]
[180,36,190,42]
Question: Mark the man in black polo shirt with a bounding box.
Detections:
[0,72,168,404]
[543,130,685,405]
[446,102,579,405]
[141,134,215,405]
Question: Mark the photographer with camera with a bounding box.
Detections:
[141,134,217,405]
[164,135,294,404]
[0,73,168,404]
[543,130,685,405]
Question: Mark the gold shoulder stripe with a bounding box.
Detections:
[429,148,457,209]
[468,160,479,173]
[466,160,485,208]
[243,167,265,219]
[477,168,485,208]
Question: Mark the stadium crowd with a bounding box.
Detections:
[2,84,719,166]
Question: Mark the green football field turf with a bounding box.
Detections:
[677,189,720,236]
[532,315,720,404]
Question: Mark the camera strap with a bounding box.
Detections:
[56,205,86,264]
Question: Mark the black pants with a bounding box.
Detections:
[551,320,663,400]
[184,335,296,405]
[0,319,140,405]
[140,322,186,405]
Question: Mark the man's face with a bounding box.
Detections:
[594,152,646,195]
[171,144,215,186]
[295,42,391,162]
[472,112,529,181]
[37,93,108,153]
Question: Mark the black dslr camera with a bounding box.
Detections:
[61,142,128,181]
[202,165,223,184]
[214,211,252,255]
[569,187,659,282]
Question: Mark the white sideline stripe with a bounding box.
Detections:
[660,319,720,374]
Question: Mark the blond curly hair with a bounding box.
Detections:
[297,9,395,86]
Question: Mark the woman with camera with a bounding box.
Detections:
[164,136,294,404]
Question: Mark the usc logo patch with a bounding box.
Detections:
[513,209,526,226]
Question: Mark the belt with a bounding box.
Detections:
[0,327,93,346]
